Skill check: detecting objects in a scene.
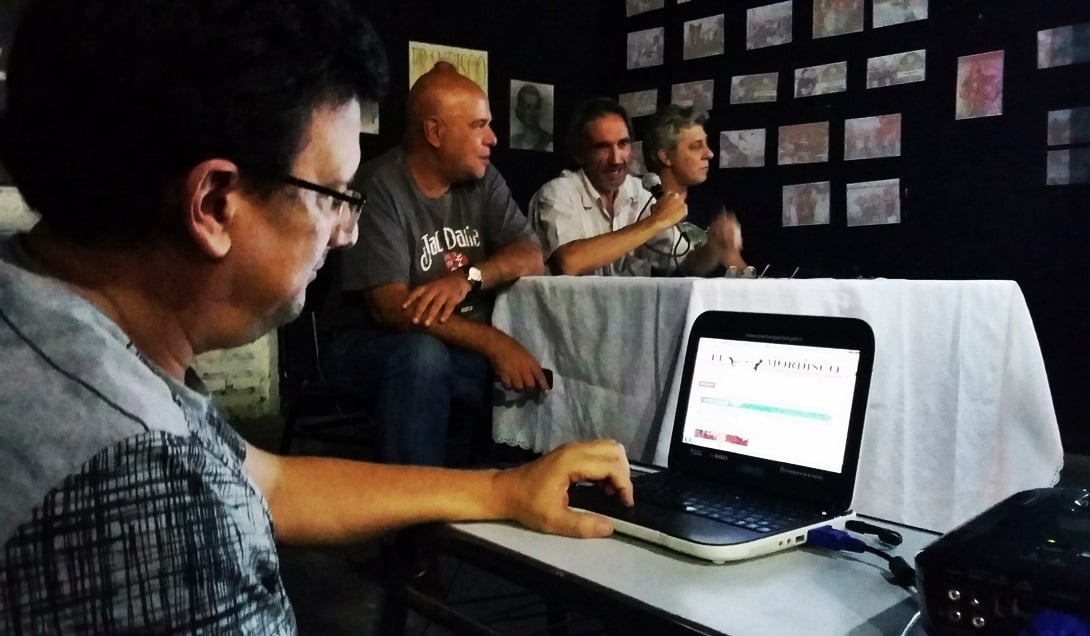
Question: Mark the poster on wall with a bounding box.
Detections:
[794,61,847,97]
[782,181,831,227]
[683,15,725,60]
[844,114,901,160]
[866,49,926,88]
[359,100,380,135]
[1047,149,1090,185]
[408,41,487,93]
[1037,23,1090,69]
[846,179,901,226]
[813,0,863,39]
[619,89,658,118]
[1047,107,1090,146]
[730,72,778,104]
[627,27,664,70]
[746,1,792,50]
[955,51,1004,120]
[872,0,927,29]
[671,79,715,112]
[720,129,766,168]
[778,121,830,165]
[626,0,664,17]
[509,80,554,152]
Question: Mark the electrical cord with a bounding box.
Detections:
[634,194,692,273]
[642,224,691,262]
[635,194,654,221]
[899,611,921,636]
[807,526,917,590]
[672,229,686,272]
[845,519,903,546]
[861,544,917,588]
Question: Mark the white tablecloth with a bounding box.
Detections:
[491,276,1063,532]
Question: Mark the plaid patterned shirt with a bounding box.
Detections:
[0,236,295,634]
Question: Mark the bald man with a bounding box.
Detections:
[326,63,548,466]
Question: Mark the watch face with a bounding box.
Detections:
[468,266,483,283]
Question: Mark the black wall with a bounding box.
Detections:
[354,0,617,207]
[361,0,1090,453]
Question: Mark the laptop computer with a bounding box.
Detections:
[568,310,875,563]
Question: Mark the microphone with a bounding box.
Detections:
[641,173,706,247]
[641,172,664,199]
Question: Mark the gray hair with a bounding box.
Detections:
[643,104,709,173]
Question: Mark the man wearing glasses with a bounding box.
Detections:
[0,1,631,632]
[326,63,551,467]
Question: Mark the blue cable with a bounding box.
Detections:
[807,526,916,588]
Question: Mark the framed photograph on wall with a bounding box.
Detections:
[627,27,664,70]
[509,80,554,152]
[782,181,831,227]
[794,61,847,97]
[866,49,926,88]
[671,79,715,111]
[778,121,830,165]
[720,129,767,168]
[813,0,863,39]
[619,88,658,118]
[844,114,901,160]
[626,0,663,18]
[730,72,778,104]
[1047,107,1090,146]
[955,50,1004,120]
[1037,22,1090,69]
[846,179,901,226]
[683,15,724,60]
[408,41,488,93]
[747,1,792,50]
[873,0,927,29]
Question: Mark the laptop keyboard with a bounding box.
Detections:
[636,474,822,533]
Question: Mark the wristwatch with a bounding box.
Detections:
[461,264,483,290]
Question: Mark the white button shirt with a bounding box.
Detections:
[529,169,688,276]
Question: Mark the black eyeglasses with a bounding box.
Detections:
[279,174,366,231]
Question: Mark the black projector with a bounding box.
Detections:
[916,488,1090,635]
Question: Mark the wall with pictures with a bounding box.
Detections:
[2,2,1087,446]
[352,0,617,208]
[359,0,1090,454]
[615,0,1090,451]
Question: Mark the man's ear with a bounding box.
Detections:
[423,117,443,149]
[657,149,673,169]
[182,159,241,259]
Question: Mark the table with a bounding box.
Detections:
[491,276,1063,532]
[387,514,939,635]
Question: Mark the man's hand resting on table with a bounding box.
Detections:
[486,331,551,393]
[492,440,634,538]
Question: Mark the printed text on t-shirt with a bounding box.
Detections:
[420,226,482,271]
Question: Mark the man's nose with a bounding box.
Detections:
[330,222,358,250]
[485,124,497,147]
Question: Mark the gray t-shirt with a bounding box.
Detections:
[338,146,537,325]
[0,236,294,634]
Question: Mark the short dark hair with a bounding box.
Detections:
[643,104,709,173]
[1,0,388,244]
[516,84,542,109]
[564,97,633,167]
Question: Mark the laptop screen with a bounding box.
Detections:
[679,336,862,474]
